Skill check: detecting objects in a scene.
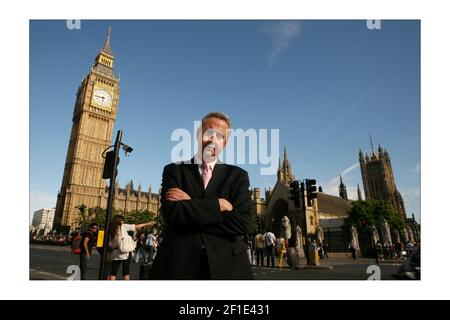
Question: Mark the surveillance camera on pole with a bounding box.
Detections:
[98,130,133,280]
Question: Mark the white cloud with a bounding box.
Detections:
[321,163,360,198]
[342,163,360,175]
[260,21,301,66]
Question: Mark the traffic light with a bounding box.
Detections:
[289,180,301,208]
[102,150,119,179]
[305,179,318,206]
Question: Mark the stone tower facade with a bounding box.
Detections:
[359,145,407,220]
[54,28,121,231]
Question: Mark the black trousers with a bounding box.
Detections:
[79,253,88,280]
[111,253,132,277]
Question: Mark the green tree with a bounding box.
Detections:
[88,207,107,228]
[125,210,156,234]
[76,204,94,232]
[345,200,405,235]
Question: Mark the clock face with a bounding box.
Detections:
[93,88,113,108]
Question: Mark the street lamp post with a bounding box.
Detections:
[98,130,122,280]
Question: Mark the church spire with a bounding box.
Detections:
[277,146,294,185]
[339,174,348,200]
[369,131,374,154]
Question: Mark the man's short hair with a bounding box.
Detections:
[201,112,232,129]
[89,223,98,229]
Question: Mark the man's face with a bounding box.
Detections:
[198,117,228,163]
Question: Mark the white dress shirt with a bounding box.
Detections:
[194,154,218,175]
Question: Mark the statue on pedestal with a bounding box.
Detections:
[295,225,305,258]
[281,215,291,240]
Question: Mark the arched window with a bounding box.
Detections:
[310,216,314,226]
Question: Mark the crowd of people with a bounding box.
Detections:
[70,215,156,280]
[244,231,421,268]
[33,224,420,279]
[245,231,323,269]
[30,233,71,245]
[375,240,420,263]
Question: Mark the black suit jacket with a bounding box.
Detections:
[150,158,253,280]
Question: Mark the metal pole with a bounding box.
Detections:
[301,181,310,265]
[98,130,122,280]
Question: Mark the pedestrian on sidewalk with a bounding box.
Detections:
[135,233,149,264]
[348,241,357,260]
[146,229,159,262]
[108,215,154,280]
[244,235,253,265]
[254,232,265,266]
[79,223,98,280]
[323,242,329,259]
[276,235,286,268]
[318,242,324,260]
[264,231,276,267]
[376,241,384,262]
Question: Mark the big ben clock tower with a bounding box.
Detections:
[54,27,120,232]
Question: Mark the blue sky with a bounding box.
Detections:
[30,20,420,222]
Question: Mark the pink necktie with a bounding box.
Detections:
[201,162,212,189]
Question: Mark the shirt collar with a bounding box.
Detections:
[194,153,218,170]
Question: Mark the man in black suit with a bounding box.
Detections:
[150,112,253,280]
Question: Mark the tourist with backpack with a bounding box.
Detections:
[108,215,154,280]
[79,223,98,280]
[71,232,82,255]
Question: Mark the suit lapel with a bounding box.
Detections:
[186,158,204,197]
[204,162,228,196]
[186,157,228,198]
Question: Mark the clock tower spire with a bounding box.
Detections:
[93,26,116,78]
[54,28,121,232]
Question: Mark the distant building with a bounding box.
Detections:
[32,208,56,235]
[251,188,266,233]
[359,141,420,243]
[359,144,407,220]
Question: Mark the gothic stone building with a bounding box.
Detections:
[261,145,421,256]
[359,145,407,220]
[359,145,420,243]
[262,147,354,253]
